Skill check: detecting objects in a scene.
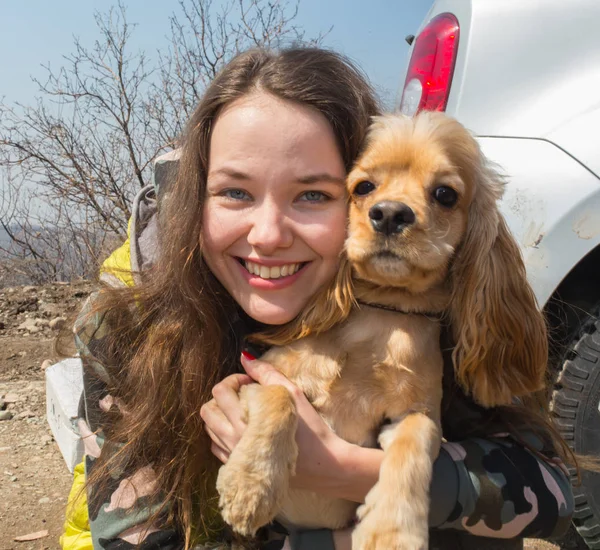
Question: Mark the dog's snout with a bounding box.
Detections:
[368,202,416,235]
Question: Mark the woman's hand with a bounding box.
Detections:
[200,371,253,464]
[201,353,384,502]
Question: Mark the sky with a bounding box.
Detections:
[0,0,433,110]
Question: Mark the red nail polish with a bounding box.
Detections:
[241,351,256,361]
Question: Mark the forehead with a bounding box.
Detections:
[211,92,336,158]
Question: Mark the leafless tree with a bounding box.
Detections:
[0,0,327,285]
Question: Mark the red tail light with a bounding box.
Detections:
[400,13,460,116]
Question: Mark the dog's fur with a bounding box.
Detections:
[216,112,548,549]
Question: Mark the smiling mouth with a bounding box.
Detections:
[236,258,308,280]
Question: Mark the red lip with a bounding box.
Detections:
[236,260,309,290]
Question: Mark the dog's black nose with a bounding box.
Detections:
[369,202,415,235]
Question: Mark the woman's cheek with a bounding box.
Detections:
[317,204,348,257]
[202,204,242,249]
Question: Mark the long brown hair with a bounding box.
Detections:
[74,47,380,547]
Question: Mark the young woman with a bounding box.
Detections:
[69,47,574,550]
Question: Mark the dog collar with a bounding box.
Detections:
[356,299,445,321]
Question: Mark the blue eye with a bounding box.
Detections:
[223,189,251,201]
[299,191,328,202]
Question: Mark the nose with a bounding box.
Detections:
[369,201,416,235]
[247,200,293,253]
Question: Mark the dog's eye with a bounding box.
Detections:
[432,186,458,208]
[353,181,376,196]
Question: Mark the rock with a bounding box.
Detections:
[13,296,39,314]
[10,475,18,482]
[48,316,67,330]
[38,497,50,504]
[0,447,11,453]
[41,435,53,445]
[0,410,14,421]
[17,318,42,333]
[0,321,5,330]
[0,397,4,410]
[39,303,63,317]
[23,286,37,293]
[3,393,19,403]
[14,410,36,420]
[13,530,49,542]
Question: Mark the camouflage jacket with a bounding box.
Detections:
[73,292,574,550]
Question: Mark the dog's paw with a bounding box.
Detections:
[352,494,428,550]
[216,459,283,536]
[352,521,428,550]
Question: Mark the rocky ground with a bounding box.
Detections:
[0,281,92,550]
[0,282,590,550]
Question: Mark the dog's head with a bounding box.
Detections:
[345,112,547,407]
[346,113,476,293]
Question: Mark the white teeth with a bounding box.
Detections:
[243,260,302,279]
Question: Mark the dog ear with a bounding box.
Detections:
[448,139,547,407]
[252,256,355,346]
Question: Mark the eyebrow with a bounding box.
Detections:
[296,174,346,185]
[209,167,345,185]
[208,167,251,180]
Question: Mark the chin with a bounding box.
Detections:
[242,302,300,326]
[352,253,409,285]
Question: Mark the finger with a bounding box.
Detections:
[211,441,230,464]
[200,400,238,451]
[240,354,301,397]
[204,423,229,453]
[219,372,254,390]
[210,375,252,432]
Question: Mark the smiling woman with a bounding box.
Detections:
[202,92,348,325]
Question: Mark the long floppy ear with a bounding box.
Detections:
[449,141,547,407]
[252,255,355,346]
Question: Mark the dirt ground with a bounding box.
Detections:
[0,283,590,550]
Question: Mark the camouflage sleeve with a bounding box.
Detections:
[429,434,574,539]
[431,332,574,540]
[74,293,186,550]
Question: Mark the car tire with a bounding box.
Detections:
[552,307,600,550]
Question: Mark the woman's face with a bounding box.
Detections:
[202,92,348,325]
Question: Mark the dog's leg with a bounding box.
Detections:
[216,384,298,536]
[352,412,441,550]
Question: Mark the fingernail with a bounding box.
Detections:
[241,351,256,361]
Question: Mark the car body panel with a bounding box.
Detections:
[412,0,600,179]
[478,136,600,306]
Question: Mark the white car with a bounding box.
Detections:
[399,1,600,548]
